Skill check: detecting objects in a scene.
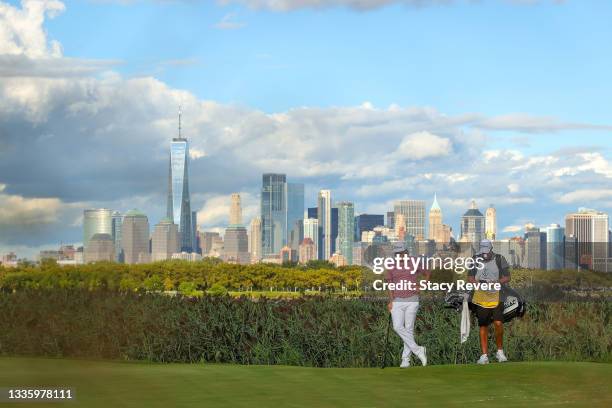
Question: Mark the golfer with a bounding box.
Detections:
[468,239,510,364]
[386,244,430,368]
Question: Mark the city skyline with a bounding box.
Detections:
[1,0,612,259]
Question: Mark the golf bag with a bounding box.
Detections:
[444,286,526,323]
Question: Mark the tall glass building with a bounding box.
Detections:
[83,208,113,249]
[260,174,304,256]
[318,190,332,260]
[261,173,287,256]
[166,115,194,252]
[286,182,304,249]
[545,223,565,270]
[337,202,355,264]
[111,211,123,262]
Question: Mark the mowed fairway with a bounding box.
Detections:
[0,358,610,408]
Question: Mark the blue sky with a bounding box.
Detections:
[0,0,611,257]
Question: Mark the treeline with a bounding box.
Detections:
[0,290,609,366]
[0,260,609,295]
[0,259,371,293]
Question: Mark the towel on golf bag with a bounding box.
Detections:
[445,286,526,330]
[460,297,470,343]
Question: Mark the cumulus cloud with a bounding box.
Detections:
[393,131,452,160]
[557,189,612,204]
[196,192,259,229]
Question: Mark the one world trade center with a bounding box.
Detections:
[167,108,194,252]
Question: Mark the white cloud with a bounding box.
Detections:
[393,131,452,160]
[189,148,206,160]
[502,225,523,233]
[0,0,65,58]
[507,183,520,193]
[196,192,258,230]
[214,13,246,30]
[0,192,64,226]
[557,189,612,204]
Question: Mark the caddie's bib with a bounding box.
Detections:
[472,258,500,308]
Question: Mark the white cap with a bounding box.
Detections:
[477,239,493,255]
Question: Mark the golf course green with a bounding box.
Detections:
[0,358,609,407]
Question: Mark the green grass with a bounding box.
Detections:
[0,358,610,408]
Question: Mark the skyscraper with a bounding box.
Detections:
[286,182,305,248]
[386,211,395,229]
[460,200,485,244]
[545,223,565,270]
[565,208,609,268]
[121,209,150,264]
[303,218,319,259]
[83,208,113,249]
[428,194,442,240]
[230,193,242,226]
[261,173,287,256]
[318,190,332,260]
[167,108,194,252]
[525,227,547,269]
[337,202,355,264]
[299,238,317,264]
[485,205,497,240]
[428,194,451,245]
[84,233,115,263]
[111,211,123,262]
[354,214,384,241]
[249,216,262,263]
[151,218,179,261]
[223,193,249,264]
[394,200,425,240]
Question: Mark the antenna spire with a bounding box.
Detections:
[178,105,182,139]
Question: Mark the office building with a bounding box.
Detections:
[354,214,384,241]
[394,200,425,240]
[84,233,115,263]
[151,218,180,261]
[565,208,609,269]
[329,253,348,267]
[525,227,547,269]
[83,208,113,249]
[122,209,150,264]
[199,231,220,256]
[223,227,249,264]
[337,202,355,264]
[260,174,303,256]
[229,193,242,226]
[545,224,565,270]
[386,211,395,229]
[171,252,202,262]
[318,190,332,260]
[460,200,485,245]
[223,193,250,264]
[249,216,262,263]
[298,238,317,264]
[485,205,497,240]
[303,218,320,259]
[111,211,123,262]
[167,109,194,252]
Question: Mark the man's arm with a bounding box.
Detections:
[467,259,477,283]
[498,255,510,284]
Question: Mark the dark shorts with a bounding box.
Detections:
[475,303,504,326]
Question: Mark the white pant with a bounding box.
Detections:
[391,300,421,359]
